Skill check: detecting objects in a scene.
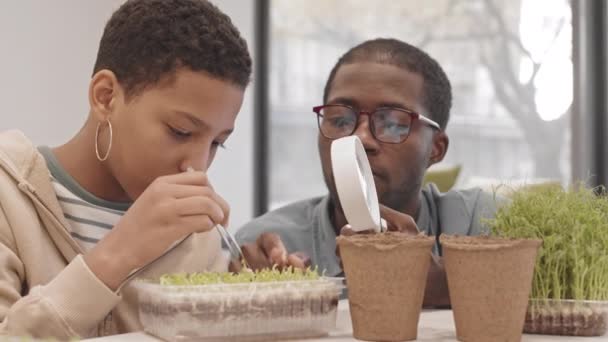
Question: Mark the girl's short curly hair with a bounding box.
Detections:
[93,0,252,100]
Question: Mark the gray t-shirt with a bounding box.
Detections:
[236,184,499,277]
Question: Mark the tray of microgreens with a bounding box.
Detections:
[133,266,344,341]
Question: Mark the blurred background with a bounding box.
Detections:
[0,1,606,230]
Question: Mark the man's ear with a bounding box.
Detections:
[89,69,122,121]
[428,131,449,167]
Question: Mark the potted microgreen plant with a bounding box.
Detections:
[487,184,608,336]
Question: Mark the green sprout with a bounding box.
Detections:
[486,184,608,301]
[159,266,321,286]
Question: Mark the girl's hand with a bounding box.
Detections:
[84,171,229,289]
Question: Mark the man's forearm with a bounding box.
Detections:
[423,254,450,308]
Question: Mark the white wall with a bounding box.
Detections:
[0,1,255,230]
[206,1,255,230]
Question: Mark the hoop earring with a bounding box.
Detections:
[95,119,113,162]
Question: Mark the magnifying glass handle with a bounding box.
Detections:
[380,218,388,232]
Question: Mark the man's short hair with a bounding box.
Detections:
[323,38,452,130]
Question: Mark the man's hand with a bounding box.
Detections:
[339,204,419,236]
[336,205,450,308]
[379,204,419,234]
[232,232,311,272]
[336,205,419,266]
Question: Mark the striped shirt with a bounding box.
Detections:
[38,147,131,252]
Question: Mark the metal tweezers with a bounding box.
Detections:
[186,167,245,265]
[215,224,246,265]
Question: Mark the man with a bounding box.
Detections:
[237,38,498,307]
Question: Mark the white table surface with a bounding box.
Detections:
[86,300,606,341]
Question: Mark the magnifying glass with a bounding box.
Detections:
[331,136,387,233]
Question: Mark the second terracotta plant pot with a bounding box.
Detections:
[441,235,541,342]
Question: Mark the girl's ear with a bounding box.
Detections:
[89,69,124,121]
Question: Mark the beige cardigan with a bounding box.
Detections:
[0,130,227,339]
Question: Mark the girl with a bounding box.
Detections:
[0,0,301,339]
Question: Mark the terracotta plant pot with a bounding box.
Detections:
[441,235,541,342]
[337,233,435,341]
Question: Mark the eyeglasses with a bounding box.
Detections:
[313,104,441,144]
